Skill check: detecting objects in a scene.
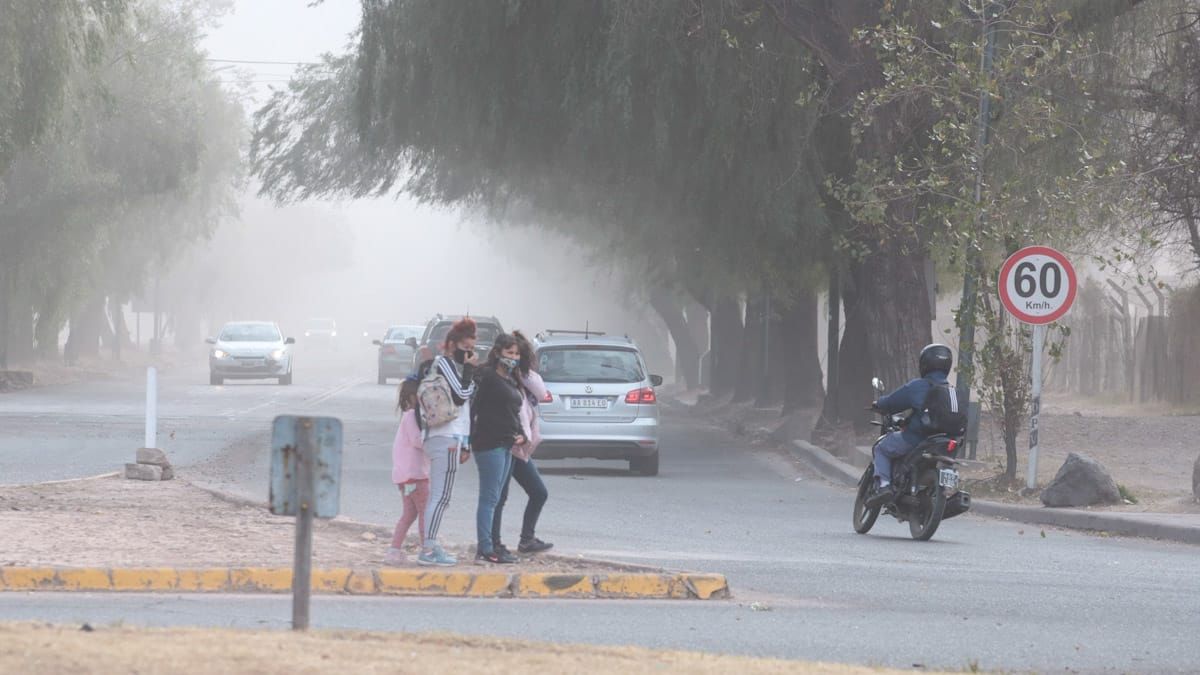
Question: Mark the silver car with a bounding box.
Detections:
[207,321,295,386]
[534,332,663,475]
[374,324,423,384]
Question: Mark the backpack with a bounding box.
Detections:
[921,382,968,436]
[417,358,461,428]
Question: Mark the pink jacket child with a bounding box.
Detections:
[513,370,547,462]
[387,408,431,564]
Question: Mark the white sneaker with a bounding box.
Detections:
[383,547,407,566]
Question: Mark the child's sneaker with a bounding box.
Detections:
[417,544,457,567]
[383,547,407,566]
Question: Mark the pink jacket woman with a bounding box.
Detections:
[513,370,546,461]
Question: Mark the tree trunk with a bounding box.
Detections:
[9,291,35,365]
[782,287,824,414]
[709,296,744,396]
[735,297,763,402]
[66,294,107,361]
[648,286,702,389]
[756,298,786,408]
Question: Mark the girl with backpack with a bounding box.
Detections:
[470,333,527,564]
[417,317,478,567]
[386,378,429,565]
[490,331,553,556]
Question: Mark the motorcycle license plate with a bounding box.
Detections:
[938,468,959,490]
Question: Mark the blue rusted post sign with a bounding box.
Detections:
[270,415,343,630]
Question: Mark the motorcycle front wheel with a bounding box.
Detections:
[909,485,947,541]
[853,465,881,534]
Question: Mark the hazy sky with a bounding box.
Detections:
[195,2,662,351]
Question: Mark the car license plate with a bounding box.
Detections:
[240,359,263,367]
[938,468,959,490]
[570,397,609,410]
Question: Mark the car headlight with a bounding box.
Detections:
[331,331,337,337]
[270,349,285,360]
[212,349,229,359]
[304,331,311,337]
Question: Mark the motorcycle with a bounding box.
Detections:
[852,377,972,541]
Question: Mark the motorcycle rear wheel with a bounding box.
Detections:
[909,485,947,541]
[853,465,881,534]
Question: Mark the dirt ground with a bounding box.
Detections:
[0,476,628,572]
[0,623,939,675]
[965,393,1200,511]
[1,352,179,391]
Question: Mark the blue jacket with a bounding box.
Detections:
[875,371,948,444]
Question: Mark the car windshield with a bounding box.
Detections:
[537,347,644,384]
[306,319,336,330]
[428,322,501,345]
[386,326,422,341]
[220,324,281,342]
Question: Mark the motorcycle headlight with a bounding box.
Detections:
[212,349,229,359]
[270,349,285,361]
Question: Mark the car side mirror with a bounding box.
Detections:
[285,337,296,345]
[205,337,216,345]
[871,377,885,393]
[650,374,664,387]
[406,338,418,348]
[372,340,382,346]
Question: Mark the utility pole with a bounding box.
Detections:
[955,1,1001,393]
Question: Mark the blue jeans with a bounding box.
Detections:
[492,457,549,546]
[474,447,513,555]
[873,431,915,486]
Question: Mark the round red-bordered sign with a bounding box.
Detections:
[998,246,1077,325]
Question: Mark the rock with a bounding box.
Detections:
[160,465,175,481]
[361,532,378,542]
[136,447,171,467]
[124,463,163,481]
[1193,454,1200,503]
[1040,453,1121,507]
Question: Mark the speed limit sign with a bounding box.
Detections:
[997,245,1077,491]
[998,246,1077,325]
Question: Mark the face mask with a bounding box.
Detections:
[500,357,520,371]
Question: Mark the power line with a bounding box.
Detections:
[205,58,326,67]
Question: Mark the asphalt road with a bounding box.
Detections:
[2,352,1198,673]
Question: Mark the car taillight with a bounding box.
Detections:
[625,387,656,404]
[947,439,958,455]
[382,345,396,355]
[542,391,553,403]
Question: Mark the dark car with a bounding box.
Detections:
[374,324,424,384]
[412,315,504,370]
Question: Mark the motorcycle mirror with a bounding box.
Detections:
[871,377,885,393]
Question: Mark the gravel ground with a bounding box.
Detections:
[0,475,627,572]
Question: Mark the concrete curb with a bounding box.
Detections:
[970,501,1200,545]
[791,440,860,487]
[787,440,1200,546]
[0,567,729,600]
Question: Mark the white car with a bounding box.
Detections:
[207,321,295,386]
[533,331,663,475]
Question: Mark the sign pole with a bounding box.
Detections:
[292,417,315,631]
[1026,324,1046,491]
[144,367,158,450]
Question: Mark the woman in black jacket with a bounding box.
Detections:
[470,333,526,564]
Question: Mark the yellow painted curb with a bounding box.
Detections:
[514,573,595,598]
[0,567,728,599]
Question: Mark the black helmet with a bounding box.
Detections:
[919,344,953,377]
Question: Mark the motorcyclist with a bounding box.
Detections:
[865,344,954,508]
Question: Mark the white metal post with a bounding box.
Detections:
[1026,324,1046,490]
[144,366,158,449]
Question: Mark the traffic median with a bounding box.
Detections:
[0,475,728,600]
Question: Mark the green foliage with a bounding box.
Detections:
[0,0,243,360]
[253,0,831,307]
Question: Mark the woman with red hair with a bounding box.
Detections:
[416,317,479,566]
